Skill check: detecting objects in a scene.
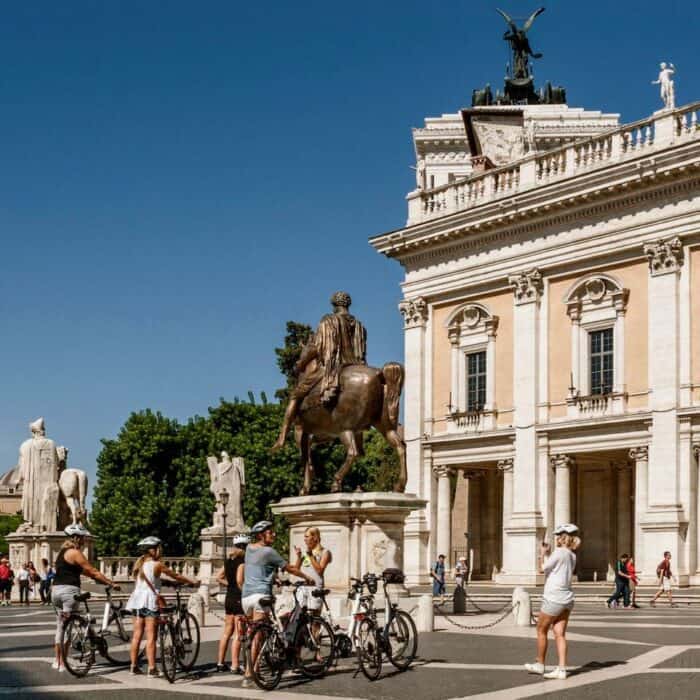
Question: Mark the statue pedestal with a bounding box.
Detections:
[198,528,229,595]
[5,529,95,601]
[270,492,426,592]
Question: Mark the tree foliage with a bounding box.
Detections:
[0,514,23,556]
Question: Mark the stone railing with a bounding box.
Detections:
[446,409,496,433]
[565,392,627,420]
[98,557,201,582]
[408,102,700,225]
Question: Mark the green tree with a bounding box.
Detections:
[274,321,313,401]
[0,514,22,555]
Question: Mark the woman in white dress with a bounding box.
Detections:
[126,536,199,677]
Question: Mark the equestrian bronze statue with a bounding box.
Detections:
[272,291,407,495]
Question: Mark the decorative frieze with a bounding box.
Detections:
[398,297,428,328]
[508,268,543,304]
[644,236,683,275]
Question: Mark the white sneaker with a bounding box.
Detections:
[57,666,65,673]
[524,662,545,674]
[543,666,567,680]
[51,661,59,670]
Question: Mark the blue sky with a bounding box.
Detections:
[0,1,696,498]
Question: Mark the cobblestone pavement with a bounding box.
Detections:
[1,598,699,699]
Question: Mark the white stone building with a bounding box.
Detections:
[371,98,700,586]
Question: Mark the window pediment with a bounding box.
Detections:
[563,274,629,320]
[445,303,499,344]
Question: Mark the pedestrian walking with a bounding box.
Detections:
[650,551,678,607]
[38,559,54,605]
[215,534,249,673]
[627,556,640,608]
[431,554,446,604]
[606,554,631,609]
[455,556,468,588]
[17,563,31,605]
[0,558,12,606]
[28,562,39,602]
[125,536,199,678]
[524,523,581,681]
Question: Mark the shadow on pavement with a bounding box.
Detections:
[568,660,627,677]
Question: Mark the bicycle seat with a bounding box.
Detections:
[73,592,91,603]
[312,588,330,598]
[258,596,275,608]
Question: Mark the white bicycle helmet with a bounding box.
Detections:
[137,536,162,550]
[64,523,91,538]
[250,520,273,535]
[233,533,250,546]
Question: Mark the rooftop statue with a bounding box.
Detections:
[652,62,676,110]
[272,292,407,495]
[496,7,545,80]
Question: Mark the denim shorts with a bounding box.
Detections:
[133,607,159,618]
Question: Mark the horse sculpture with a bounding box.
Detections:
[56,446,88,526]
[293,356,407,495]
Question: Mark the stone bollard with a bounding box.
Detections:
[511,587,532,626]
[453,584,466,614]
[416,593,434,632]
[188,592,206,628]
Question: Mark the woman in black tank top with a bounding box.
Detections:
[53,548,83,588]
[215,535,248,672]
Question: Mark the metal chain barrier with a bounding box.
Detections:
[434,599,518,631]
[463,591,515,615]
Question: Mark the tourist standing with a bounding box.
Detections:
[525,524,581,681]
[0,558,12,606]
[455,556,468,588]
[215,534,249,673]
[650,551,678,607]
[17,563,31,605]
[431,554,446,604]
[38,559,55,605]
[293,526,332,613]
[52,524,119,671]
[627,556,640,608]
[606,554,631,609]
[126,536,199,677]
[28,561,40,602]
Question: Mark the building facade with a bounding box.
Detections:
[371,99,700,586]
[0,466,21,516]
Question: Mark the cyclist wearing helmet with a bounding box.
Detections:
[215,533,249,673]
[242,520,313,688]
[126,536,200,677]
[51,524,119,672]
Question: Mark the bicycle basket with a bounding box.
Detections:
[364,573,378,594]
[382,568,405,584]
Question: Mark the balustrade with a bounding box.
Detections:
[98,556,201,582]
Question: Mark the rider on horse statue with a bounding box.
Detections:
[272,291,367,452]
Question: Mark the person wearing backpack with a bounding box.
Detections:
[650,551,678,607]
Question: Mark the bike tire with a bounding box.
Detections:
[356,618,382,681]
[159,621,178,684]
[295,616,335,678]
[386,609,418,670]
[175,612,200,671]
[247,624,284,691]
[102,609,138,665]
[62,617,95,678]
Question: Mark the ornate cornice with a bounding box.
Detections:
[629,446,649,461]
[398,297,428,328]
[508,268,543,304]
[644,236,684,275]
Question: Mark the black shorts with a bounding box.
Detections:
[225,592,243,616]
[0,580,10,594]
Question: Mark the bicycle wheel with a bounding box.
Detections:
[159,622,178,684]
[295,616,335,678]
[175,612,200,671]
[62,617,95,678]
[247,624,284,691]
[102,609,137,665]
[356,618,382,681]
[386,609,418,670]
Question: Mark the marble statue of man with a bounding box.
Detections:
[18,418,60,531]
[206,452,246,532]
[652,62,676,110]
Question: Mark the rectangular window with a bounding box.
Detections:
[590,328,614,395]
[467,350,487,412]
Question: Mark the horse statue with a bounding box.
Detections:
[56,446,88,526]
[293,348,407,495]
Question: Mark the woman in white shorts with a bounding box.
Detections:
[525,523,581,681]
[293,527,332,612]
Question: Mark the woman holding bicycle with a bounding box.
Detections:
[293,527,331,614]
[215,533,249,673]
[126,536,200,678]
[51,524,119,672]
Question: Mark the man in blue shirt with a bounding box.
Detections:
[432,554,446,604]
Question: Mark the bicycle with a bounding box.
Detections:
[156,581,200,683]
[61,585,139,677]
[244,580,335,690]
[353,569,418,681]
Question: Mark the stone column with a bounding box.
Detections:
[498,458,514,529]
[398,297,430,584]
[465,471,482,575]
[500,269,544,584]
[694,444,700,576]
[434,466,453,563]
[616,463,633,556]
[629,446,649,578]
[551,455,574,528]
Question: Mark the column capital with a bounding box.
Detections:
[628,446,649,461]
[508,268,543,305]
[693,444,700,461]
[644,236,684,276]
[398,297,428,329]
[432,465,453,479]
[497,458,514,473]
[550,453,575,470]
[447,321,460,346]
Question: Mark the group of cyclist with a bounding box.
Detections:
[50,519,332,686]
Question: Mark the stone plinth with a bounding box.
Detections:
[271,492,426,592]
[6,530,94,601]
